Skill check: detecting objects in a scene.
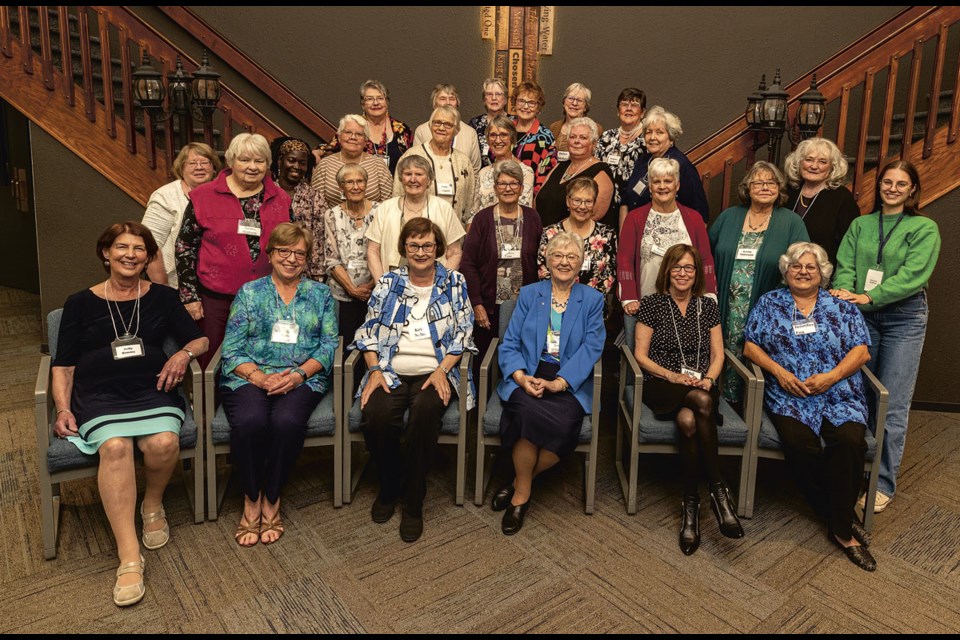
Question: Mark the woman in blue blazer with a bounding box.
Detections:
[494,231,606,535]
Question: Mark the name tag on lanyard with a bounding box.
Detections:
[271,320,300,344]
[501,244,521,260]
[792,319,817,335]
[237,218,261,236]
[865,268,884,291]
[405,319,431,340]
[680,366,702,380]
[606,152,622,166]
[735,246,758,261]
[437,182,455,196]
[651,244,667,257]
[112,335,144,360]
[547,328,561,355]
[557,151,570,162]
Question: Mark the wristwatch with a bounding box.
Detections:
[294,367,309,382]
[181,347,195,360]
[703,376,717,386]
[439,364,450,375]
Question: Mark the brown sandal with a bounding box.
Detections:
[259,513,284,545]
[235,514,261,547]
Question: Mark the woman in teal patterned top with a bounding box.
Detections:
[709,162,809,402]
[220,223,338,547]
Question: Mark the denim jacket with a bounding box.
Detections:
[350,263,477,410]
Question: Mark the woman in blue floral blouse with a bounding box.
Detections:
[220,223,338,547]
[744,242,875,572]
[351,218,477,543]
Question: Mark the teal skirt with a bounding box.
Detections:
[67,407,184,454]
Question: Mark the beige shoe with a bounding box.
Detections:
[857,491,893,514]
[113,554,145,607]
[141,504,170,550]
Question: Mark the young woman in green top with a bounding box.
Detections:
[832,160,941,514]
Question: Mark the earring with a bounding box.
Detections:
[104,259,109,266]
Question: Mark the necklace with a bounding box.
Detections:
[551,288,571,310]
[746,209,771,231]
[402,196,427,216]
[561,157,594,183]
[618,124,642,142]
[105,279,142,339]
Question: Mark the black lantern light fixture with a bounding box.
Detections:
[744,74,766,131]
[745,67,829,163]
[795,74,826,140]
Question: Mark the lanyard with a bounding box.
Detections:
[670,296,701,373]
[876,213,904,266]
[422,147,458,202]
[791,190,821,220]
[105,279,142,339]
[494,206,523,252]
[274,283,298,324]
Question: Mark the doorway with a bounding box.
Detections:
[0,98,40,293]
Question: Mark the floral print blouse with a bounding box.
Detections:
[289,181,329,282]
[220,276,339,394]
[322,202,379,302]
[537,221,617,297]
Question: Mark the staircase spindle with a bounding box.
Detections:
[924,25,948,158]
[1,7,11,58]
[161,57,174,156]
[902,39,923,159]
[119,28,135,154]
[879,55,899,164]
[854,70,874,201]
[950,44,960,145]
[79,8,95,122]
[18,6,31,74]
[836,85,851,154]
[720,159,734,212]
[97,10,115,138]
[58,7,75,106]
[38,7,53,89]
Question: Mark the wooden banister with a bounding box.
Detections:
[156,6,337,143]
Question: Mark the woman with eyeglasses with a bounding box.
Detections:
[461,159,543,369]
[143,142,220,288]
[394,105,477,227]
[468,78,509,168]
[511,81,557,194]
[744,242,875,571]
[470,116,535,223]
[595,88,647,203]
[709,161,808,402]
[634,244,743,555]
[353,218,477,543]
[219,223,338,547]
[831,160,941,516]
[538,177,617,303]
[311,115,393,209]
[548,82,604,159]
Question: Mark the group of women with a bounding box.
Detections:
[51,78,941,606]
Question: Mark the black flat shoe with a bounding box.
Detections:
[850,520,872,548]
[829,532,877,572]
[679,495,700,556]
[491,484,515,512]
[709,482,744,539]
[371,495,397,524]
[399,509,423,543]
[501,501,529,535]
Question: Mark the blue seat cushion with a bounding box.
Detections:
[348,397,460,435]
[623,384,748,446]
[759,411,876,461]
[481,392,592,444]
[211,391,336,444]
[47,390,198,473]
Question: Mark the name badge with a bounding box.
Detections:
[501,245,521,259]
[680,366,702,380]
[111,335,145,360]
[348,258,367,271]
[237,219,261,236]
[405,320,431,340]
[271,319,300,344]
[632,181,647,196]
[437,182,455,196]
[557,151,570,162]
[792,319,817,335]
[865,268,884,292]
[651,244,667,257]
[735,246,758,261]
[379,155,390,167]
[581,257,591,272]
[606,152,622,166]
[547,329,561,355]
[481,143,489,158]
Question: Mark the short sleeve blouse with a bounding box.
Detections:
[637,294,719,381]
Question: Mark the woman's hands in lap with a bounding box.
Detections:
[422,368,451,406]
[157,351,192,392]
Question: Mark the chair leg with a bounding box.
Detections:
[40,478,58,560]
[584,451,596,515]
[206,441,218,521]
[455,427,466,507]
[474,435,486,507]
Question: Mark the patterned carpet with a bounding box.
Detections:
[3,286,960,633]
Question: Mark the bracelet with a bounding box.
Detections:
[703,376,717,386]
[439,364,450,375]
[369,364,382,373]
[244,369,261,381]
[181,347,195,361]
[56,408,73,415]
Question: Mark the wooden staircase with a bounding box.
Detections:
[0,6,335,206]
[688,6,960,214]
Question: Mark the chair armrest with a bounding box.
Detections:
[860,364,889,451]
[723,348,756,385]
[203,345,223,432]
[204,345,223,387]
[591,356,603,436]
[458,351,472,399]
[618,343,643,399]
[34,355,53,456]
[479,337,500,403]
[343,349,365,397]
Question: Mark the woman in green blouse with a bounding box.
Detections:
[709,161,809,401]
[832,160,941,515]
[220,223,339,546]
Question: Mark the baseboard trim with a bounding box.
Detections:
[912,401,960,413]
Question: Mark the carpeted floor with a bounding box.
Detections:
[3,286,960,633]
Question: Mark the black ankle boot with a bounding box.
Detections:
[679,494,700,555]
[709,482,744,539]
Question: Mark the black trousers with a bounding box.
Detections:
[221,383,323,503]
[769,414,866,540]
[361,373,449,514]
[338,298,369,346]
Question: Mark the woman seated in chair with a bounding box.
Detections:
[743,241,875,571]
[634,244,743,556]
[493,231,605,535]
[219,223,338,547]
[52,222,208,607]
[352,218,476,543]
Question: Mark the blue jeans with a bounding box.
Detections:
[862,291,928,497]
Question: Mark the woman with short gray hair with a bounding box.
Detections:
[549,82,604,157]
[471,122,535,221]
[312,114,393,208]
[469,78,509,167]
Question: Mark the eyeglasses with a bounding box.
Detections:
[749,180,778,189]
[185,160,212,169]
[564,96,586,105]
[342,178,366,187]
[363,96,386,104]
[405,242,437,254]
[567,198,595,208]
[495,181,521,190]
[880,178,912,191]
[273,248,307,260]
[431,120,456,130]
[618,100,644,109]
[340,130,366,140]
[788,263,820,273]
[549,252,581,263]
[484,91,505,99]
[487,132,511,141]
[515,98,539,108]
[670,264,696,274]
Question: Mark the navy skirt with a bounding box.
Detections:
[500,361,585,457]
